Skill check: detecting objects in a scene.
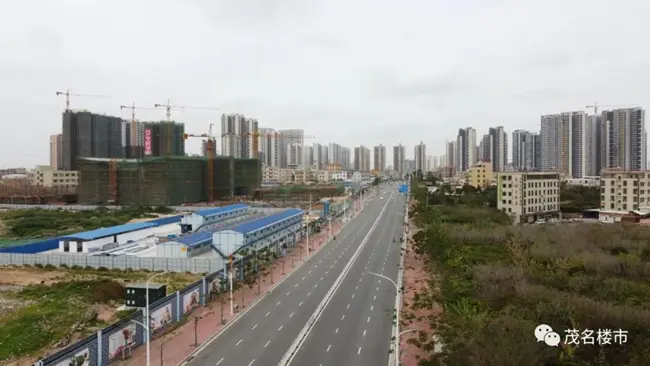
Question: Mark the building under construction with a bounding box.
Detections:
[77,156,261,206]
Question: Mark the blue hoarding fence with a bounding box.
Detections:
[34,229,304,366]
[398,184,408,194]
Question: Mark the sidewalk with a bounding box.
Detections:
[115,217,347,366]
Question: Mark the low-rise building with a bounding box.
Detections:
[30,165,78,187]
[600,169,650,211]
[467,161,493,188]
[497,171,560,224]
[564,176,600,188]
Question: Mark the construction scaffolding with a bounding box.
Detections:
[78,156,262,206]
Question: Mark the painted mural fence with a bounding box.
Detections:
[34,235,299,366]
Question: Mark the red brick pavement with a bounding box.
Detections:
[115,213,352,366]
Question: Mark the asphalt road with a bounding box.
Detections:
[184,188,399,366]
[285,188,405,366]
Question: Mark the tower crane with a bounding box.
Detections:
[586,102,639,115]
[183,123,217,202]
[153,99,220,155]
[104,103,157,204]
[55,89,111,111]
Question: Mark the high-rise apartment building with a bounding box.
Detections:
[278,129,304,168]
[445,141,456,168]
[512,130,541,171]
[489,127,507,172]
[220,114,259,158]
[287,143,303,168]
[259,128,279,167]
[414,142,426,173]
[540,111,595,178]
[602,108,646,171]
[61,111,125,171]
[373,144,386,172]
[302,145,314,169]
[312,143,328,170]
[456,128,477,172]
[49,134,63,170]
[393,144,406,177]
[142,121,186,157]
[354,145,371,172]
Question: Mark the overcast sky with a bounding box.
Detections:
[1,0,649,168]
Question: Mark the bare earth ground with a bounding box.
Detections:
[400,209,441,366]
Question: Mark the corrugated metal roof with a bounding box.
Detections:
[59,222,157,241]
[195,204,248,218]
[169,231,213,247]
[230,209,303,234]
[148,215,183,226]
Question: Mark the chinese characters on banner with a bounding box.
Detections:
[144,129,152,156]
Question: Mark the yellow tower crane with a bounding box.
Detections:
[153,100,220,155]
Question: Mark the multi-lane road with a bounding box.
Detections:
[183,185,405,366]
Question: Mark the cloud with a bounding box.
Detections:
[1,0,650,167]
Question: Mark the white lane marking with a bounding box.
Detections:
[325,271,329,275]
[307,292,311,296]
[314,284,319,288]
[265,340,272,348]
[236,339,243,346]
[302,276,305,280]
[309,270,312,274]
[358,346,362,355]
[341,314,345,320]
[216,357,224,365]
[290,312,295,318]
[335,328,339,334]
[248,360,255,366]
[367,316,370,323]
[294,284,299,288]
[327,344,332,352]
[280,194,393,365]
[370,305,374,311]
[356,285,359,290]
[346,303,350,309]
[376,287,379,291]
[279,325,284,331]
[287,291,291,295]
[378,280,381,284]
[299,301,303,307]
[252,324,258,330]
[363,329,367,337]
[320,277,324,281]
[277,301,282,306]
[352,294,355,298]
[265,311,271,317]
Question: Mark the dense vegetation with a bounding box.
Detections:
[409,180,650,365]
[0,206,173,239]
[560,184,601,213]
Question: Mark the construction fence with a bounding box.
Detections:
[77,156,262,206]
[0,253,223,273]
[33,229,307,366]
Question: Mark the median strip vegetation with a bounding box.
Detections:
[409,179,650,365]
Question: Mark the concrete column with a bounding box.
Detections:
[201,277,207,305]
[97,329,103,366]
[176,292,181,321]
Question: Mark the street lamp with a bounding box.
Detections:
[143,271,168,366]
[368,271,400,366]
[222,270,235,315]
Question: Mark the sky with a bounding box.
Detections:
[1,0,649,168]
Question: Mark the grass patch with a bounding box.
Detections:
[0,206,173,240]
[409,181,650,365]
[0,267,200,361]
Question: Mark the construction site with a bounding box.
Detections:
[77,155,261,206]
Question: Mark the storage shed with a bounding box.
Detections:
[156,231,214,258]
[180,203,249,232]
[58,222,158,254]
[213,208,304,256]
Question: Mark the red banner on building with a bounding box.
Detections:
[144,129,152,156]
